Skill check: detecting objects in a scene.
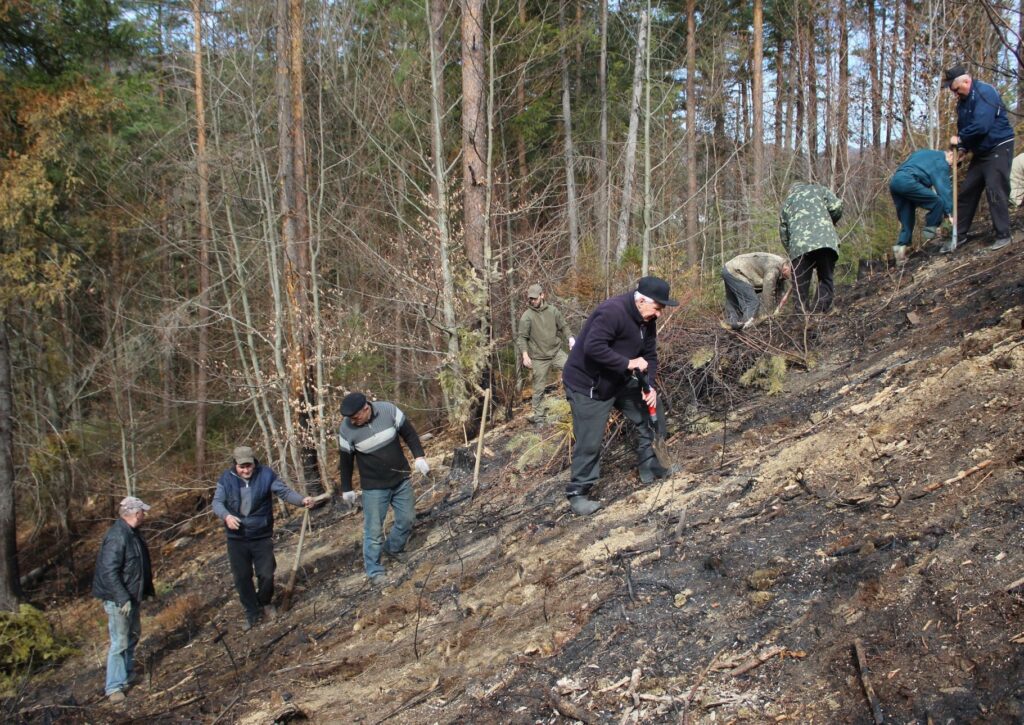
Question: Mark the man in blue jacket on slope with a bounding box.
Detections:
[212,446,314,629]
[943,64,1015,253]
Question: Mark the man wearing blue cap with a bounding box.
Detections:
[561,276,677,515]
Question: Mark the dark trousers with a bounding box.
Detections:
[890,171,946,246]
[565,380,664,498]
[721,266,761,327]
[226,537,276,619]
[957,141,1014,240]
[792,248,838,313]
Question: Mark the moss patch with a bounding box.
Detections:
[739,355,787,395]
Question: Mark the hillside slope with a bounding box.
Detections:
[8,234,1024,724]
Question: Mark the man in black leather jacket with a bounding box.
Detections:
[92,496,155,703]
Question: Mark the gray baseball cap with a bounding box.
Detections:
[233,446,255,464]
[119,496,151,512]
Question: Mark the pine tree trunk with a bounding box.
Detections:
[192,0,210,477]
[597,0,610,277]
[461,0,487,274]
[868,0,880,152]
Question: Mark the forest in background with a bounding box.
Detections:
[0,0,1021,610]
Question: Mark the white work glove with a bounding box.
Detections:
[568,336,576,350]
[342,491,357,505]
[415,457,430,475]
[118,601,132,617]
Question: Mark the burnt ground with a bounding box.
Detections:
[5,230,1024,725]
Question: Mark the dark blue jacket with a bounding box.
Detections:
[891,150,954,215]
[211,462,305,541]
[563,291,658,401]
[956,80,1014,154]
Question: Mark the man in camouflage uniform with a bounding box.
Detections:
[516,284,574,422]
[779,182,843,313]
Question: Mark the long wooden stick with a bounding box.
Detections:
[853,638,884,724]
[471,386,491,497]
[951,143,958,247]
[921,459,992,493]
[280,509,309,612]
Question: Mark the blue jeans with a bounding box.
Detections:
[103,600,141,695]
[361,478,415,577]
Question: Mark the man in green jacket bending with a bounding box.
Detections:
[516,284,575,423]
[779,182,843,313]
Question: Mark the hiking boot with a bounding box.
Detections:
[568,495,601,516]
[263,604,278,620]
[243,612,261,631]
[369,573,391,588]
[107,690,126,704]
[383,548,407,564]
[892,245,907,263]
[921,226,938,241]
[988,237,1012,251]
[939,237,957,254]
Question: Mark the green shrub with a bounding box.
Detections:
[0,604,77,692]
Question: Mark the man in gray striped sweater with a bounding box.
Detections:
[337,392,429,587]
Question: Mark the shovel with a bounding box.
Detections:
[633,369,672,469]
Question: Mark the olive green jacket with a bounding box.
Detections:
[516,303,571,361]
[779,183,843,259]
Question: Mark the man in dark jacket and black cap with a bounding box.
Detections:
[92,496,155,703]
[212,446,313,629]
[561,276,677,515]
[337,392,429,588]
[943,64,1015,253]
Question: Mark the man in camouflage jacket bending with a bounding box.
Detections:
[779,182,843,313]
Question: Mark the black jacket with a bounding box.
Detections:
[562,291,658,401]
[92,518,155,605]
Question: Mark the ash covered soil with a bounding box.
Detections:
[9,236,1024,724]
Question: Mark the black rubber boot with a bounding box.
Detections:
[568,495,601,516]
